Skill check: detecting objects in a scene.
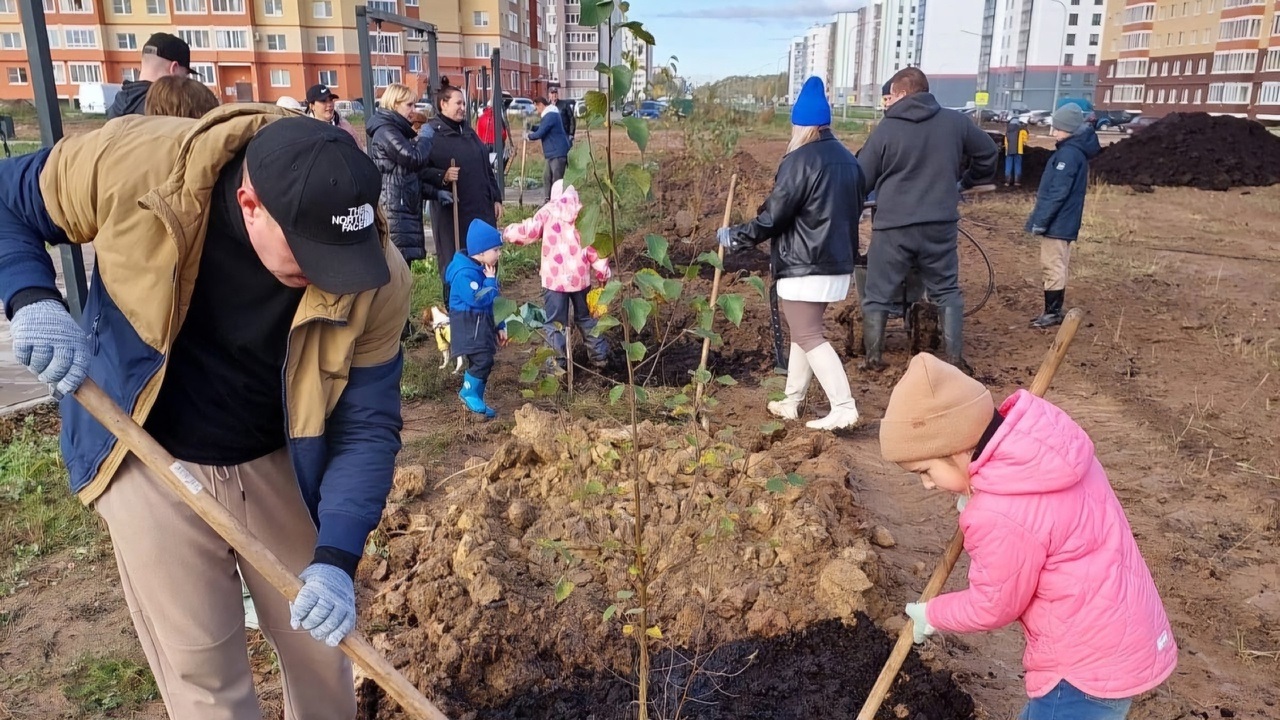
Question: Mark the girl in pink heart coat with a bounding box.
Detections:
[502,180,612,367]
[880,353,1178,720]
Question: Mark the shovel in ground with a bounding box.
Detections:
[855,307,1084,720]
[72,379,451,720]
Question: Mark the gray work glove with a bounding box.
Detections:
[290,563,357,647]
[10,299,91,399]
[436,189,455,207]
[905,602,937,644]
[716,226,734,249]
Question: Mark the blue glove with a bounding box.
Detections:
[436,189,455,206]
[290,563,356,647]
[905,602,936,644]
[10,299,91,399]
[1030,226,1047,236]
[717,226,734,249]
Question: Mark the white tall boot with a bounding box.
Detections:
[767,343,813,420]
[805,342,860,430]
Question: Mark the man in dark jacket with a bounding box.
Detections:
[529,97,570,202]
[549,85,576,143]
[856,67,998,372]
[106,32,195,119]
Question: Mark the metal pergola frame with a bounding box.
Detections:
[355,6,439,124]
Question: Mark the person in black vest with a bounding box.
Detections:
[107,33,196,119]
[548,85,577,145]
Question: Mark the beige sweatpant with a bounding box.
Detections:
[95,449,356,720]
[1040,238,1072,292]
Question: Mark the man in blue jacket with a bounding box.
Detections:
[529,96,570,202]
[0,110,409,718]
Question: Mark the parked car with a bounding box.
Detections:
[508,97,536,116]
[961,107,999,123]
[334,100,364,118]
[1092,109,1142,131]
[621,101,637,117]
[637,100,663,120]
[1018,110,1053,126]
[1123,115,1160,134]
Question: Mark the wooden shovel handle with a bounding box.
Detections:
[856,308,1084,720]
[694,173,738,405]
[72,379,450,720]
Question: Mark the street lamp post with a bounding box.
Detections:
[1048,0,1067,114]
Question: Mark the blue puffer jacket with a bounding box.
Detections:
[445,251,502,357]
[1026,128,1102,242]
[528,109,570,160]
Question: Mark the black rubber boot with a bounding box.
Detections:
[941,305,972,375]
[1031,290,1065,328]
[858,310,889,371]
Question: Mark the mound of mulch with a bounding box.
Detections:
[1092,112,1280,190]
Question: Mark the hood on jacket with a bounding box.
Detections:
[885,92,942,123]
[969,390,1094,496]
[1060,127,1103,159]
[548,180,582,221]
[366,108,414,138]
[444,251,480,287]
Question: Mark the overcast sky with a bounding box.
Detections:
[639,0,867,83]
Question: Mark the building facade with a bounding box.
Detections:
[878,0,922,84]
[786,34,806,103]
[543,0,622,102]
[979,0,1104,113]
[919,0,984,107]
[0,0,549,106]
[1097,0,1280,120]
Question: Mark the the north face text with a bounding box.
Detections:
[332,204,375,232]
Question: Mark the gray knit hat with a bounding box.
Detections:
[1051,103,1085,133]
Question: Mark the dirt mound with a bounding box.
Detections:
[359,406,928,717]
[1093,113,1280,190]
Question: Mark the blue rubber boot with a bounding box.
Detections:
[459,373,497,418]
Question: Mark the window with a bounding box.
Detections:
[1194,88,1202,103]
[1273,14,1280,36]
[42,0,54,10]
[1063,73,1073,84]
[474,42,490,58]
[1266,48,1280,72]
[312,0,330,17]
[1064,53,1074,66]
[1218,17,1261,42]
[1259,81,1280,104]
[47,28,59,47]
[566,12,579,24]
[146,0,164,13]
[371,32,400,54]
[1087,53,1096,65]
[1088,33,1098,46]
[1104,89,1111,103]
[1207,82,1252,103]
[1123,3,1155,23]
[473,10,488,26]
[178,29,209,47]
[116,32,136,49]
[69,62,103,83]
[1198,59,1206,74]
[372,66,401,86]
[0,0,13,11]
[1173,61,1181,75]
[1120,31,1151,50]
[112,0,130,11]
[1146,88,1154,102]
[318,69,337,86]
[60,0,92,12]
[6,67,26,83]
[1066,33,1077,45]
[65,28,98,47]
[404,0,415,6]
[270,68,291,86]
[1221,0,1263,6]
[566,31,597,44]
[173,0,203,11]
[1212,50,1258,73]
[1113,83,1145,102]
[567,50,598,62]
[1161,61,1169,76]
[189,62,214,84]
[316,35,335,52]
[1181,88,1189,103]
[266,34,286,50]
[211,0,241,11]
[215,29,248,49]
[1157,88,1166,103]
[119,67,137,81]
[0,31,20,49]
[505,11,517,31]
[1068,13,1078,25]
[263,0,281,13]
[51,63,65,84]
[366,0,393,12]
[1108,63,1115,77]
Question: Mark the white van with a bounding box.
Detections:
[78,83,122,115]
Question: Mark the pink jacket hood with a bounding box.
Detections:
[927,390,1177,699]
[502,180,608,293]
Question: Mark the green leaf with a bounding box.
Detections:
[537,375,559,396]
[579,0,613,29]
[692,327,722,345]
[594,61,611,75]
[591,314,621,337]
[633,386,649,403]
[717,294,746,327]
[622,297,653,333]
[596,281,624,308]
[618,20,655,46]
[554,577,575,603]
[617,163,652,203]
[611,65,635,100]
[644,234,672,270]
[567,140,592,174]
[766,477,787,494]
[616,589,635,600]
[506,319,532,344]
[661,279,683,303]
[665,393,690,408]
[493,297,518,322]
[603,604,618,622]
[646,625,663,639]
[609,384,626,405]
[621,115,650,153]
[716,375,738,386]
[743,275,768,300]
[760,420,784,434]
[692,368,712,385]
[584,89,609,118]
[519,359,542,384]
[591,230,615,258]
[577,202,600,252]
[625,341,647,363]
[634,270,666,299]
[786,472,807,487]
[625,607,644,615]
[696,251,724,271]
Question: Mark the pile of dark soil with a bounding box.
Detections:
[1092,112,1280,190]
[986,130,1053,189]
[470,615,974,720]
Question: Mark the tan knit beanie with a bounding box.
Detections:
[880,353,995,463]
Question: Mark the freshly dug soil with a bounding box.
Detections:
[472,615,974,720]
[986,131,1053,190]
[1092,112,1280,190]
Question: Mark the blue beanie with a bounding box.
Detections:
[466,218,502,256]
[791,76,831,127]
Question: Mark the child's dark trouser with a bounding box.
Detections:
[467,351,495,382]
[544,289,608,361]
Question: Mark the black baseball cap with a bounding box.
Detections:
[143,32,198,78]
[306,84,339,104]
[245,117,388,295]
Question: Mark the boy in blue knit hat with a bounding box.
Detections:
[445,218,507,418]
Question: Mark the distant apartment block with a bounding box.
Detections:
[979,0,1105,113]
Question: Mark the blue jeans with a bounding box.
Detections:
[1018,680,1132,720]
[1005,153,1023,183]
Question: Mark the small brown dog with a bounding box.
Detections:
[423,306,463,373]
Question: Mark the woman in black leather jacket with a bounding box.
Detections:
[366,82,450,263]
[719,76,865,431]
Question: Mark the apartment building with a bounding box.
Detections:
[878,0,921,84]
[787,35,806,103]
[978,0,1104,113]
[543,0,620,101]
[831,4,882,107]
[786,22,834,105]
[1097,0,1280,120]
[619,13,650,101]
[0,0,547,106]
[918,0,984,107]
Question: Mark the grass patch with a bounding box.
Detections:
[408,258,443,321]
[499,240,541,283]
[4,140,41,157]
[400,353,454,401]
[62,655,159,713]
[0,419,101,594]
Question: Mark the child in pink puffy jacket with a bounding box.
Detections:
[879,353,1177,720]
[502,180,612,368]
